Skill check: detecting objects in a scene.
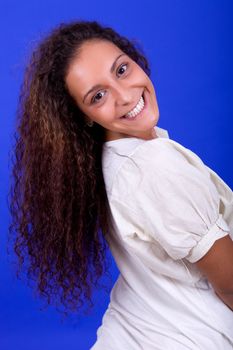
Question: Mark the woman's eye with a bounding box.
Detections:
[90,64,128,104]
[91,91,105,104]
[117,63,128,76]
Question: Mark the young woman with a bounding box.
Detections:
[9,20,233,349]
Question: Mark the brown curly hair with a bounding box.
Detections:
[8,19,151,317]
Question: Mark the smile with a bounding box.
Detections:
[122,94,145,119]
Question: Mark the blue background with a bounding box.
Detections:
[1,1,232,349]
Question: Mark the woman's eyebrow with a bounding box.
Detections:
[82,53,127,103]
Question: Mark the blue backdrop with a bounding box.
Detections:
[1,1,232,349]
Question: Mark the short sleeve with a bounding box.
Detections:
[112,139,231,263]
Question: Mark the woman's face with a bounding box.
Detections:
[65,39,159,141]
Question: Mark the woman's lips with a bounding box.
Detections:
[121,91,146,121]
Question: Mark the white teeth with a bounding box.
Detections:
[124,95,145,118]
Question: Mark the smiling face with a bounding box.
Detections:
[65,39,160,141]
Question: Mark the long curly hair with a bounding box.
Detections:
[8,19,151,317]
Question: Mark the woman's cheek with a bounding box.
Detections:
[99,103,115,122]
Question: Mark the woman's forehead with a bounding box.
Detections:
[80,39,122,56]
[75,40,124,70]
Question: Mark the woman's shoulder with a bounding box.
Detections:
[102,125,173,170]
[103,126,232,206]
[106,127,233,239]
[118,130,208,178]
[102,125,171,193]
[103,125,205,171]
[102,125,207,195]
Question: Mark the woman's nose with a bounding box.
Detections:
[114,87,132,106]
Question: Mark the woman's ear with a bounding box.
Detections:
[84,116,94,127]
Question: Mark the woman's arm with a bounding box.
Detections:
[195,235,233,311]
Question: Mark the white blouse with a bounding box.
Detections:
[90,126,233,350]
